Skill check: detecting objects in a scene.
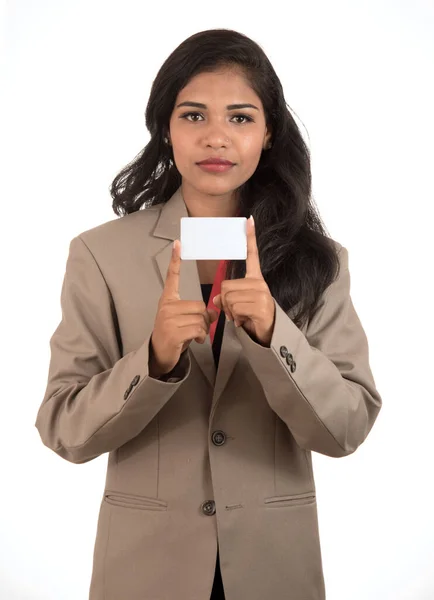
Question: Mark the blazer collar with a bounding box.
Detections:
[152,185,242,413]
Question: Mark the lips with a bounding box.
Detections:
[197,158,234,165]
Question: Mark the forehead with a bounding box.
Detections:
[176,69,260,106]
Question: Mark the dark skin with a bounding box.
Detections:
[179,215,276,347]
[165,68,274,347]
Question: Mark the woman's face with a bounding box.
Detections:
[168,68,271,196]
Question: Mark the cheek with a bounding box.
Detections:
[171,132,189,155]
[240,133,264,159]
[170,138,192,174]
[237,144,263,178]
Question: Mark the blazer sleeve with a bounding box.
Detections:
[34,235,191,464]
[235,246,382,458]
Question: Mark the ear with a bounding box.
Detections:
[263,128,272,150]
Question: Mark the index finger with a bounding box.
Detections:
[245,216,262,279]
[163,239,181,300]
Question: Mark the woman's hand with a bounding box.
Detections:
[150,240,218,377]
[212,216,275,347]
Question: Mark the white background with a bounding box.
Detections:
[2,1,434,598]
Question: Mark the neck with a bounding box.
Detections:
[181,181,239,218]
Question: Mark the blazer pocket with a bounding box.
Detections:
[263,491,316,508]
[104,489,168,511]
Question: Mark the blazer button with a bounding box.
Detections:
[280,345,289,358]
[285,354,297,373]
[131,375,140,386]
[201,500,216,516]
[124,383,133,400]
[285,352,294,363]
[212,430,226,446]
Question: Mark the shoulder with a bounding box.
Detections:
[70,205,162,257]
[328,236,344,254]
[328,237,347,269]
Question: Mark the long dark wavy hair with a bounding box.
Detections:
[110,28,341,329]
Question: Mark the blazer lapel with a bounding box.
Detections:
[152,185,242,411]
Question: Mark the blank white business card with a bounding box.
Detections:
[180,217,247,260]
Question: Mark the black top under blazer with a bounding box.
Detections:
[201,283,226,600]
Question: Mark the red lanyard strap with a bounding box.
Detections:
[204,208,242,345]
[207,259,227,345]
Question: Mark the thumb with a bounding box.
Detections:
[207,308,219,323]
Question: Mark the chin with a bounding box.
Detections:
[186,177,237,196]
[201,184,239,197]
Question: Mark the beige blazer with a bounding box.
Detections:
[35,185,382,600]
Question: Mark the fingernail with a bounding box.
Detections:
[250,215,254,226]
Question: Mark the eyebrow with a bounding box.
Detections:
[176,101,259,111]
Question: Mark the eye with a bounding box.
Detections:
[180,112,254,124]
[232,114,253,124]
[181,112,203,122]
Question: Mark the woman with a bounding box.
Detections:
[35,28,383,600]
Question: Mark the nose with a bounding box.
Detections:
[202,122,231,148]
